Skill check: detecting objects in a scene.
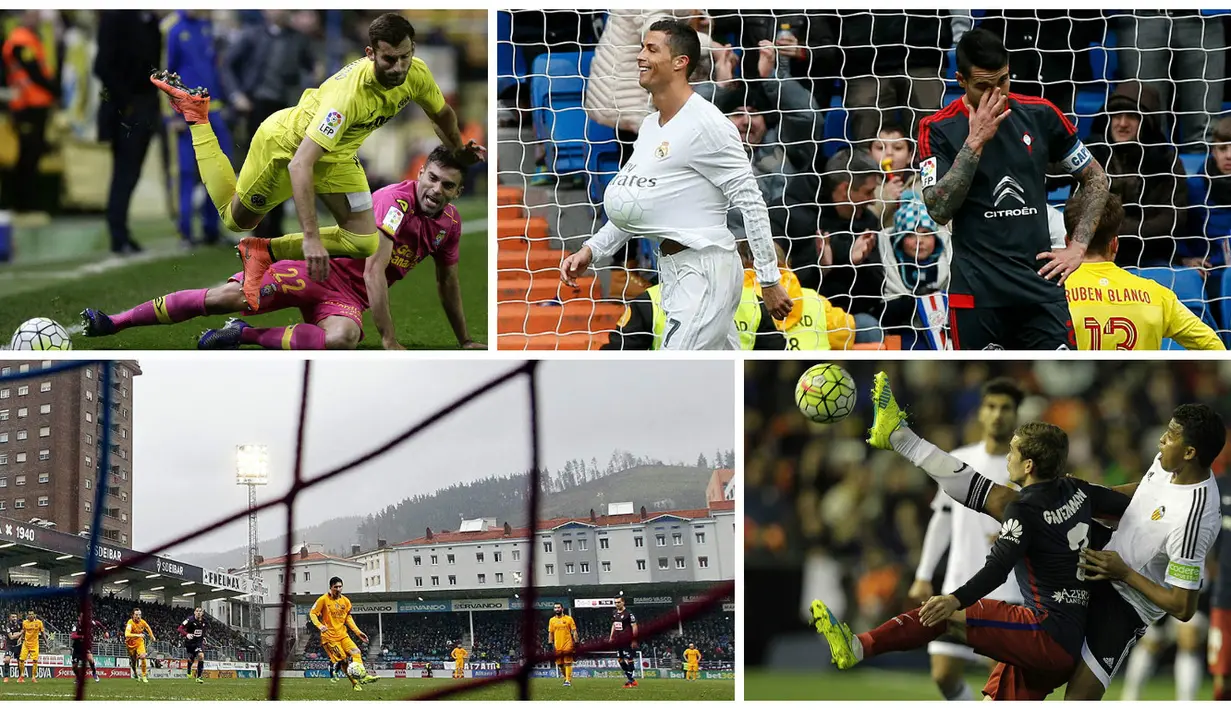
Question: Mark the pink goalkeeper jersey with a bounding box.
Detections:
[333,180,462,307]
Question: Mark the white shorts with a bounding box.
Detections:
[658,244,741,350]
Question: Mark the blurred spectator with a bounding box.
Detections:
[161,10,233,247]
[975,10,1105,117]
[1088,81,1189,268]
[2,10,57,215]
[1185,116,1231,279]
[811,148,883,328]
[1109,10,1226,149]
[219,9,317,240]
[875,192,951,340]
[836,10,951,145]
[865,122,916,230]
[94,10,163,255]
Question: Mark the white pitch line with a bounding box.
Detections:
[61,218,489,337]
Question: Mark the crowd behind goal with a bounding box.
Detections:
[498,10,1231,349]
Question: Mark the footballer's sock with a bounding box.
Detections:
[3,659,8,678]
[891,427,995,511]
[111,289,209,331]
[89,658,96,675]
[1120,645,1156,701]
[190,123,244,233]
[564,665,572,682]
[857,608,943,659]
[943,681,975,701]
[30,662,36,678]
[623,661,635,683]
[270,225,380,261]
[1177,650,1202,701]
[1216,683,1231,701]
[141,658,147,678]
[240,323,327,350]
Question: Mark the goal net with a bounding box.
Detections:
[496,10,1231,350]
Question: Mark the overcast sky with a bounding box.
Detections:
[129,360,735,558]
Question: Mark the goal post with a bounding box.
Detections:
[496,10,1231,351]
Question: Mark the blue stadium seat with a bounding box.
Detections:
[496,11,520,96]
[1180,152,1206,178]
[1048,184,1072,206]
[1127,266,1214,349]
[585,118,619,206]
[529,52,596,175]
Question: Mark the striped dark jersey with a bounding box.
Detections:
[918,94,1093,307]
[181,616,206,645]
[952,476,1129,658]
[610,609,637,643]
[4,619,20,650]
[1212,475,1231,609]
[71,616,105,641]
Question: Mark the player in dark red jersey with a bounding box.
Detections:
[2,612,20,682]
[70,611,104,682]
[918,28,1109,350]
[178,607,208,683]
[608,597,639,688]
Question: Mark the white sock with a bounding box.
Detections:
[1120,645,1157,701]
[1177,650,1203,701]
[943,681,975,701]
[891,426,991,510]
[853,634,864,662]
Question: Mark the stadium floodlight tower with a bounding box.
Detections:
[236,444,269,649]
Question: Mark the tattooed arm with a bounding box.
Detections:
[922,144,982,226]
[1065,160,1110,250]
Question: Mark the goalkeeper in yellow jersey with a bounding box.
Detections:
[683,643,701,681]
[17,610,44,683]
[310,577,377,691]
[124,608,155,683]
[151,12,485,311]
[548,602,578,686]
[1063,192,1224,351]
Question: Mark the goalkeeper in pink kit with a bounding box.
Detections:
[79,147,483,350]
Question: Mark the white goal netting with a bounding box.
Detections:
[496,10,1231,350]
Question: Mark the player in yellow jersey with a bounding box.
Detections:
[1063,192,1224,351]
[683,643,701,681]
[151,12,485,311]
[450,642,468,679]
[124,608,155,683]
[17,610,44,683]
[310,576,377,691]
[548,602,579,686]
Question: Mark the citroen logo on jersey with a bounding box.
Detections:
[993,176,1026,207]
[1151,505,1166,521]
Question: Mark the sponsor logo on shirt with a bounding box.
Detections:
[999,518,1023,542]
[382,206,405,234]
[1168,560,1200,583]
[1050,588,1090,605]
[317,108,345,139]
[984,176,1038,219]
[1151,505,1166,521]
[920,157,937,187]
[396,198,410,214]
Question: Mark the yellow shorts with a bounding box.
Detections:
[686,664,699,672]
[555,653,573,666]
[19,646,38,661]
[454,661,464,669]
[127,642,146,658]
[236,108,370,216]
[322,637,360,664]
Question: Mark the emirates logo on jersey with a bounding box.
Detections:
[1151,505,1166,521]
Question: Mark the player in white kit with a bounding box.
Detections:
[909,378,1024,701]
[560,18,791,349]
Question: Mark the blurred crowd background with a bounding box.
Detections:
[744,359,1231,669]
[0,8,486,260]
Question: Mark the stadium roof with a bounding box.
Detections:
[394,501,735,547]
[256,550,358,568]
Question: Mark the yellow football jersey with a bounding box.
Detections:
[1065,262,1224,350]
[548,615,576,650]
[273,57,446,162]
[684,648,701,665]
[124,619,151,647]
[22,619,41,644]
[310,593,353,643]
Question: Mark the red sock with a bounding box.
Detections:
[111,289,208,330]
[1216,686,1231,701]
[857,608,946,660]
[240,324,326,350]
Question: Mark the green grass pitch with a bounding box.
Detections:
[744,669,1211,701]
[1,676,733,701]
[0,197,487,350]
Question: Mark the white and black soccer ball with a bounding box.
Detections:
[603,182,645,229]
[9,318,73,351]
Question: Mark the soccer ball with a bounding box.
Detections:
[9,318,72,351]
[347,661,366,679]
[795,363,856,424]
[603,182,644,228]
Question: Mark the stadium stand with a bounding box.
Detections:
[497,10,1231,349]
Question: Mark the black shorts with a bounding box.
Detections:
[185,642,203,658]
[616,645,636,662]
[71,639,89,662]
[1080,580,1149,690]
[949,299,1075,350]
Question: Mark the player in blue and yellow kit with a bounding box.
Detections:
[161,10,233,247]
[151,12,484,311]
